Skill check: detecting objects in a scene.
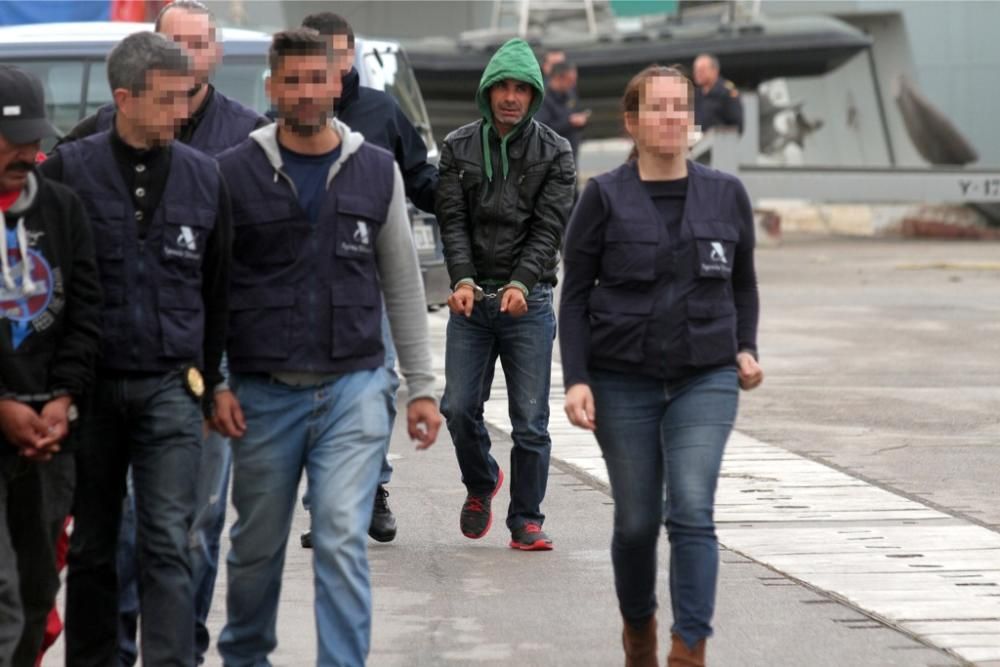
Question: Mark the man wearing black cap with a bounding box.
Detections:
[0,65,102,666]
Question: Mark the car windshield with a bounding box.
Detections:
[362,48,434,151]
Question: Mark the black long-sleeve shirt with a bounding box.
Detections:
[39,131,233,396]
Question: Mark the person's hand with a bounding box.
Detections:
[406,398,442,450]
[564,384,596,431]
[0,399,55,461]
[500,287,528,317]
[447,284,476,317]
[38,396,72,445]
[569,112,589,128]
[737,351,764,391]
[211,390,247,439]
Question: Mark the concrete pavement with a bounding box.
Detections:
[43,235,998,666]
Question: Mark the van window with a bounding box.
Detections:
[363,49,434,150]
[212,57,269,114]
[12,60,85,139]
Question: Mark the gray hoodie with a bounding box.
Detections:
[247,119,436,402]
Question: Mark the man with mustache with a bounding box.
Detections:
[38,31,233,666]
[435,38,576,550]
[0,64,102,666]
[214,29,440,666]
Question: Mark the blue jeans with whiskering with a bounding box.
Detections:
[218,368,390,667]
[440,284,556,530]
[590,366,738,650]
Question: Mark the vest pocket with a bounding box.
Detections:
[602,220,659,283]
[686,298,737,367]
[335,195,381,260]
[693,224,738,280]
[157,285,204,359]
[227,287,295,359]
[587,287,652,364]
[331,283,381,361]
[233,201,304,266]
[162,205,213,270]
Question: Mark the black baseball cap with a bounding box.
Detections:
[0,65,60,144]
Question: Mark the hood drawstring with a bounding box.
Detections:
[0,208,37,296]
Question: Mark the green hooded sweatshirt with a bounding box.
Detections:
[475,38,545,182]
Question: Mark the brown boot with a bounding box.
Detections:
[667,633,706,667]
[622,615,658,667]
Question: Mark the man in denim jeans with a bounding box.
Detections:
[213,29,440,666]
[435,38,575,551]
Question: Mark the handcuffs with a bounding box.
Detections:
[461,281,522,302]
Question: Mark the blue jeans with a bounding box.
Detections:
[119,413,232,666]
[440,284,556,530]
[590,366,738,650]
[218,369,391,667]
[301,310,398,517]
[190,430,231,662]
[116,473,139,667]
[66,371,202,667]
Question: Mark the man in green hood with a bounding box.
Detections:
[435,38,576,551]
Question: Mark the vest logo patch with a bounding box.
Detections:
[178,226,197,252]
[709,242,728,264]
[353,221,370,246]
[165,225,203,261]
[340,220,374,257]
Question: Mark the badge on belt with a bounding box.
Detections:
[184,366,205,400]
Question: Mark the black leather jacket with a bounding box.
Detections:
[435,118,576,291]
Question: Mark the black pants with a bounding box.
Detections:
[0,450,75,667]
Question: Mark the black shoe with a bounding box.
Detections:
[460,468,504,539]
[509,522,553,551]
[300,530,312,549]
[369,485,397,543]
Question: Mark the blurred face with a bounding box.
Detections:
[693,56,718,89]
[0,133,39,193]
[115,70,194,148]
[328,34,353,77]
[267,53,341,136]
[549,70,575,94]
[542,51,565,77]
[489,79,533,134]
[625,75,693,158]
[159,9,220,89]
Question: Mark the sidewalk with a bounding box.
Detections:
[199,309,961,667]
[190,396,958,666]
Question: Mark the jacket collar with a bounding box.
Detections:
[337,68,361,113]
[249,117,367,188]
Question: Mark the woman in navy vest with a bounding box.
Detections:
[559,65,764,666]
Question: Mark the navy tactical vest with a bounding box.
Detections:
[57,132,220,371]
[94,89,264,157]
[587,160,743,378]
[217,133,394,375]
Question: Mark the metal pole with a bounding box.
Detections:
[584,0,598,36]
[867,47,897,167]
[519,0,530,37]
